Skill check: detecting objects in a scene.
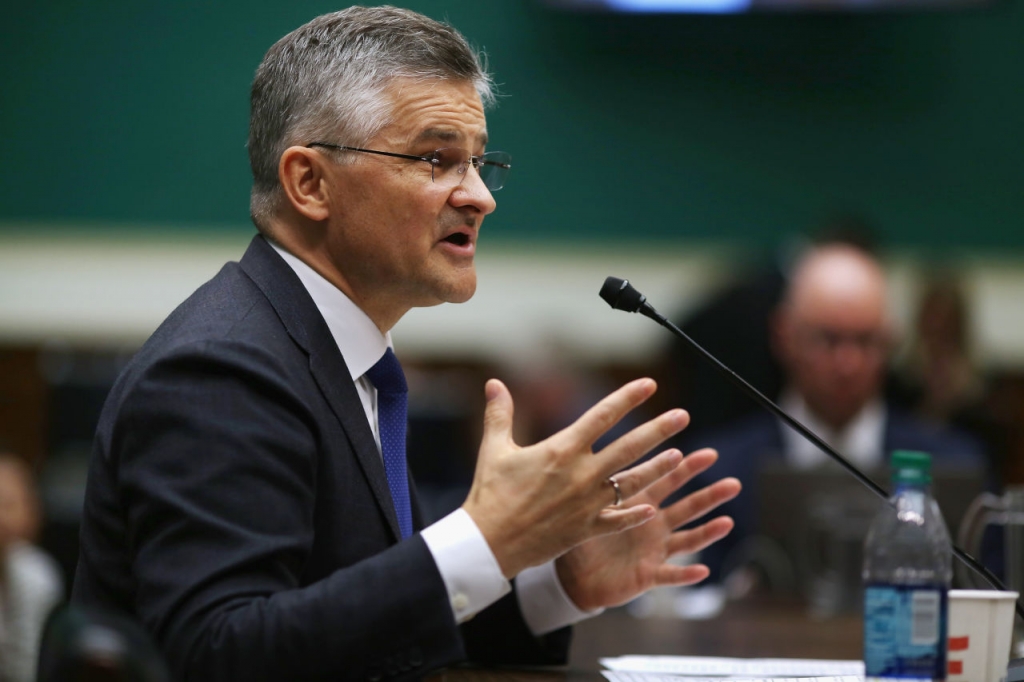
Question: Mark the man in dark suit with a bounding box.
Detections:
[678,243,986,585]
[71,7,741,681]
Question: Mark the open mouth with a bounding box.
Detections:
[442,232,470,247]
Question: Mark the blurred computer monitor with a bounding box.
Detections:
[748,461,986,610]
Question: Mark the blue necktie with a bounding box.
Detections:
[366,348,413,539]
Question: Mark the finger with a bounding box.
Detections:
[641,448,719,506]
[592,503,658,536]
[664,477,742,530]
[610,449,684,505]
[545,378,657,456]
[665,516,736,556]
[479,379,516,457]
[652,562,711,588]
[594,408,690,476]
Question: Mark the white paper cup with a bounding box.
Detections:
[947,589,1019,682]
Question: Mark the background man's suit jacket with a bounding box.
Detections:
[72,235,570,681]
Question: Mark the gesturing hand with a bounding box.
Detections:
[554,448,741,612]
[462,377,690,579]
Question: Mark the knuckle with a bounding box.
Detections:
[549,439,579,461]
[612,440,642,465]
[678,497,700,522]
[591,403,619,431]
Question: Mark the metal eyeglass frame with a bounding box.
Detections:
[305,142,511,191]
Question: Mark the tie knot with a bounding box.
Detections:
[366,348,407,395]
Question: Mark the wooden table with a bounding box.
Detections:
[429,597,863,681]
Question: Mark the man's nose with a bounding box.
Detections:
[833,341,873,375]
[450,164,497,215]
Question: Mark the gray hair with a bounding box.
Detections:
[248,5,495,231]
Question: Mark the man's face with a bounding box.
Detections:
[316,78,496,326]
[776,284,890,430]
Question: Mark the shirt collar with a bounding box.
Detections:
[269,241,391,381]
[778,389,886,471]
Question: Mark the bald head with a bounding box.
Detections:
[783,245,888,320]
[775,245,892,430]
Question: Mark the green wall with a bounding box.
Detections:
[1,1,1021,250]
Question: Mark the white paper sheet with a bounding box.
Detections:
[602,674,863,682]
[599,655,865,677]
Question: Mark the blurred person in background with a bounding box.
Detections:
[891,273,1011,486]
[660,213,879,434]
[0,451,64,682]
[676,243,986,591]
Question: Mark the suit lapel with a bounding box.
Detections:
[238,235,402,541]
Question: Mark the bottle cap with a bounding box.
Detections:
[890,450,932,486]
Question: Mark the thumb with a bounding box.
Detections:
[480,378,515,454]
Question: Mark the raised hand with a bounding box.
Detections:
[554,448,741,612]
[462,377,690,579]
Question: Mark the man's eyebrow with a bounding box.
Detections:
[413,128,489,147]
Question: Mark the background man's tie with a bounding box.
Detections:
[366,348,413,539]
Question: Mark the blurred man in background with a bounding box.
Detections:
[679,243,985,591]
[0,451,64,682]
[661,214,879,434]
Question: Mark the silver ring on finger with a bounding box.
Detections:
[608,475,623,507]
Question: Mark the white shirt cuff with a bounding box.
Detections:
[420,508,510,624]
[516,560,604,635]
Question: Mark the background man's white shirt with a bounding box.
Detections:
[778,389,886,471]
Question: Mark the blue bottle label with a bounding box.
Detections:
[864,584,947,679]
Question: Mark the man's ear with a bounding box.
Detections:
[279,146,332,222]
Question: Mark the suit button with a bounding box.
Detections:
[366,669,382,682]
[409,648,423,667]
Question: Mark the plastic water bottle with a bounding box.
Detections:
[863,450,952,681]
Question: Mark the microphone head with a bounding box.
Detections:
[600,276,647,313]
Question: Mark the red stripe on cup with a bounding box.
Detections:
[949,660,964,675]
[949,636,970,651]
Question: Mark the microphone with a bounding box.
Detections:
[599,277,655,317]
[600,275,1017,617]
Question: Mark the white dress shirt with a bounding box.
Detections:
[778,390,887,471]
[271,242,596,634]
[0,543,64,682]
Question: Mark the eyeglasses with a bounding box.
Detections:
[306,143,512,191]
[800,326,889,356]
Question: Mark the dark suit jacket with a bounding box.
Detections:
[679,409,986,582]
[72,235,569,682]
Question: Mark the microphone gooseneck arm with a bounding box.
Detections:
[600,276,1020,621]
